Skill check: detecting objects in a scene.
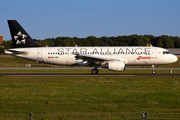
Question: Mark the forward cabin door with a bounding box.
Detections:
[151,48,157,59]
[37,49,43,59]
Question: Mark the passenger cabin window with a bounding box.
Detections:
[163,51,171,54]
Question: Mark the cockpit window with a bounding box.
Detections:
[163,51,171,54]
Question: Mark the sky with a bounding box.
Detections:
[1,0,180,40]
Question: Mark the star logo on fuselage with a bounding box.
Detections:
[14,31,27,44]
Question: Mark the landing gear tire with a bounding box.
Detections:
[152,70,156,74]
[152,65,156,74]
[91,69,99,74]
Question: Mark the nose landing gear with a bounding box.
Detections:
[152,65,156,74]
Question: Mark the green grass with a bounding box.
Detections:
[0,55,52,67]
[0,55,180,119]
[0,76,180,119]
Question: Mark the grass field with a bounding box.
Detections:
[0,55,51,67]
[0,76,180,120]
[0,55,180,119]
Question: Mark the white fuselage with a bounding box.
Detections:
[5,46,178,66]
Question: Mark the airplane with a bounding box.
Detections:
[5,20,178,74]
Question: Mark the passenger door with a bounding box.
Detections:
[37,49,43,59]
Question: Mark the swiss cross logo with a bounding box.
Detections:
[137,56,151,60]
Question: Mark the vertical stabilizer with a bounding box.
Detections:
[7,20,39,48]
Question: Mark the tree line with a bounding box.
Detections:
[1,34,180,53]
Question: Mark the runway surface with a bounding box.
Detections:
[1,73,180,77]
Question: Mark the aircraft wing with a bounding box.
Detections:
[75,53,128,66]
[75,54,113,61]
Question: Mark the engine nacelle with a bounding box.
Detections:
[108,61,125,71]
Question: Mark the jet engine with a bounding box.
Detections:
[108,61,125,71]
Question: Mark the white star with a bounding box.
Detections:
[22,34,27,39]
[13,31,27,45]
[17,31,22,36]
[21,39,26,44]
[16,40,21,44]
[14,36,18,40]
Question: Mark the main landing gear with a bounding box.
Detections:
[91,69,99,74]
[91,66,99,74]
[152,65,156,74]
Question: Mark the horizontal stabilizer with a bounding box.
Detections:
[5,49,27,55]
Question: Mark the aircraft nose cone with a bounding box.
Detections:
[173,55,178,63]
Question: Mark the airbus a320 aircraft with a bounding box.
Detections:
[5,20,178,74]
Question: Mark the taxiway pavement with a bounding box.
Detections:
[1,73,180,77]
[0,67,180,70]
